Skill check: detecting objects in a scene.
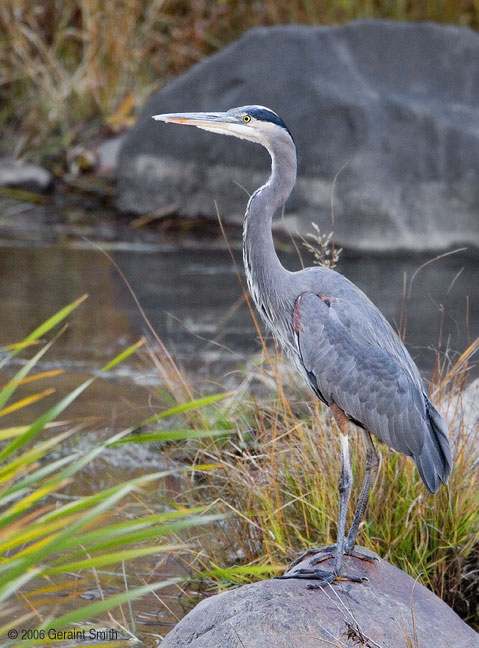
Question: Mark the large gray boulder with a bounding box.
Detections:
[118,21,479,251]
[161,551,478,647]
[446,377,479,453]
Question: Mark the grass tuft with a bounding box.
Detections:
[151,335,479,628]
[0,300,227,645]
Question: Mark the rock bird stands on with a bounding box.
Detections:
[153,106,453,587]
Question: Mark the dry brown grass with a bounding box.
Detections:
[155,334,479,628]
[1,1,479,156]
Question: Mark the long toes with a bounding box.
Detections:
[310,546,379,566]
[276,568,332,580]
[287,550,319,570]
[310,550,336,565]
[306,572,337,588]
[336,572,368,583]
[343,547,379,563]
[287,545,336,569]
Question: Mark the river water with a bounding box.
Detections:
[1,230,477,641]
[1,235,477,430]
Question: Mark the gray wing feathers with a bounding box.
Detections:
[302,267,424,390]
[294,292,452,493]
[418,399,453,492]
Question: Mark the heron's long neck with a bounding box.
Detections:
[243,135,297,315]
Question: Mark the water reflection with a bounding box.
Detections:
[0,240,477,426]
[112,242,478,380]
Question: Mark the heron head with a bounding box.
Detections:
[152,105,293,148]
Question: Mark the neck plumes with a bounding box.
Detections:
[242,129,297,320]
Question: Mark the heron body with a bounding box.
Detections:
[153,105,452,586]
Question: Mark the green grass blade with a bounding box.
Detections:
[0,612,36,642]
[0,515,76,555]
[0,567,42,605]
[1,468,189,575]
[38,470,176,524]
[0,295,87,372]
[100,340,144,373]
[0,340,143,463]
[200,564,283,582]
[2,508,204,557]
[0,335,59,411]
[52,428,135,482]
[42,544,185,576]
[0,483,135,598]
[111,428,233,445]
[0,454,78,500]
[49,514,222,561]
[21,295,88,346]
[0,429,72,487]
[5,581,182,647]
[138,391,233,426]
[39,579,180,633]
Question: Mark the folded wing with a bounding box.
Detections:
[293,291,452,492]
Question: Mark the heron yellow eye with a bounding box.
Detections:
[242,115,251,123]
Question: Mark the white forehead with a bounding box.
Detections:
[229,105,280,119]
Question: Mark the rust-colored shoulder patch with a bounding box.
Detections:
[293,295,304,333]
[294,292,335,332]
[317,293,333,307]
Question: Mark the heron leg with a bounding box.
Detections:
[331,405,353,575]
[278,406,369,587]
[282,406,351,561]
[302,429,379,567]
[344,429,379,553]
[291,406,357,589]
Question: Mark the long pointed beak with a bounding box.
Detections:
[152,110,262,144]
[153,111,235,128]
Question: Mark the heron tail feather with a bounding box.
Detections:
[416,398,453,493]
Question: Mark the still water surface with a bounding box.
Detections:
[1,238,477,418]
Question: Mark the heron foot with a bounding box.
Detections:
[309,545,378,566]
[287,544,378,570]
[276,567,367,588]
[286,545,336,570]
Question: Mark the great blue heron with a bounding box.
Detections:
[152,106,453,587]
